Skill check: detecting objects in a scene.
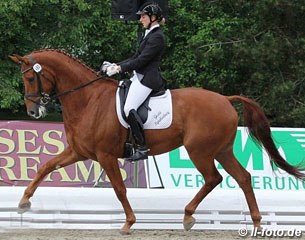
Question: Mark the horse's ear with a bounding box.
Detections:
[8,54,29,65]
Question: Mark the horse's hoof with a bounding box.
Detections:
[119,229,131,235]
[183,216,196,231]
[18,201,31,214]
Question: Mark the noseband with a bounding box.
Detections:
[21,55,105,107]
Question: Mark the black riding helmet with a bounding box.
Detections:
[136,3,163,22]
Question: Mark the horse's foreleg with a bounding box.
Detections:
[98,155,136,235]
[18,147,80,213]
[183,154,223,231]
[216,149,262,228]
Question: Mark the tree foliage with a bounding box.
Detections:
[0,0,304,126]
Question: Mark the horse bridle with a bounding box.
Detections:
[21,55,105,106]
[21,55,55,106]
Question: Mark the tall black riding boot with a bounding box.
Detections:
[125,109,149,162]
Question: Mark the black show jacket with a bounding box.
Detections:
[120,27,165,91]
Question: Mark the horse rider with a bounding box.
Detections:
[101,3,166,162]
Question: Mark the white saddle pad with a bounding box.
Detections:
[116,87,173,130]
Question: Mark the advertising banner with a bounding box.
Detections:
[0,121,147,188]
[1,120,304,191]
[148,127,305,190]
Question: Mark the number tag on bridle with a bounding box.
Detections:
[33,63,42,73]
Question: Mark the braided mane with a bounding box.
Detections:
[31,48,98,76]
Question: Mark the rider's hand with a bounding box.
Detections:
[100,61,113,73]
[106,64,120,76]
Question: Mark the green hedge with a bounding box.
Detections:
[1,0,304,126]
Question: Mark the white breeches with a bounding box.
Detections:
[124,74,152,117]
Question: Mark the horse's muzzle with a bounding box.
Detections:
[27,103,47,119]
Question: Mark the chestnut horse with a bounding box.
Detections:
[9,49,305,234]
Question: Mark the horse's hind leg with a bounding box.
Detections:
[216,148,262,228]
[18,147,81,213]
[183,153,223,231]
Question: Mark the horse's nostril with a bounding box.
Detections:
[28,110,36,116]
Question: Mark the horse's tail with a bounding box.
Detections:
[227,95,305,180]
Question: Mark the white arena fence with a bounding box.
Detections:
[0,121,305,230]
[1,187,305,230]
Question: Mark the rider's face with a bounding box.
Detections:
[139,14,151,28]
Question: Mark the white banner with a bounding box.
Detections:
[147,127,305,190]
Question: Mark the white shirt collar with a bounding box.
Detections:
[144,24,160,38]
